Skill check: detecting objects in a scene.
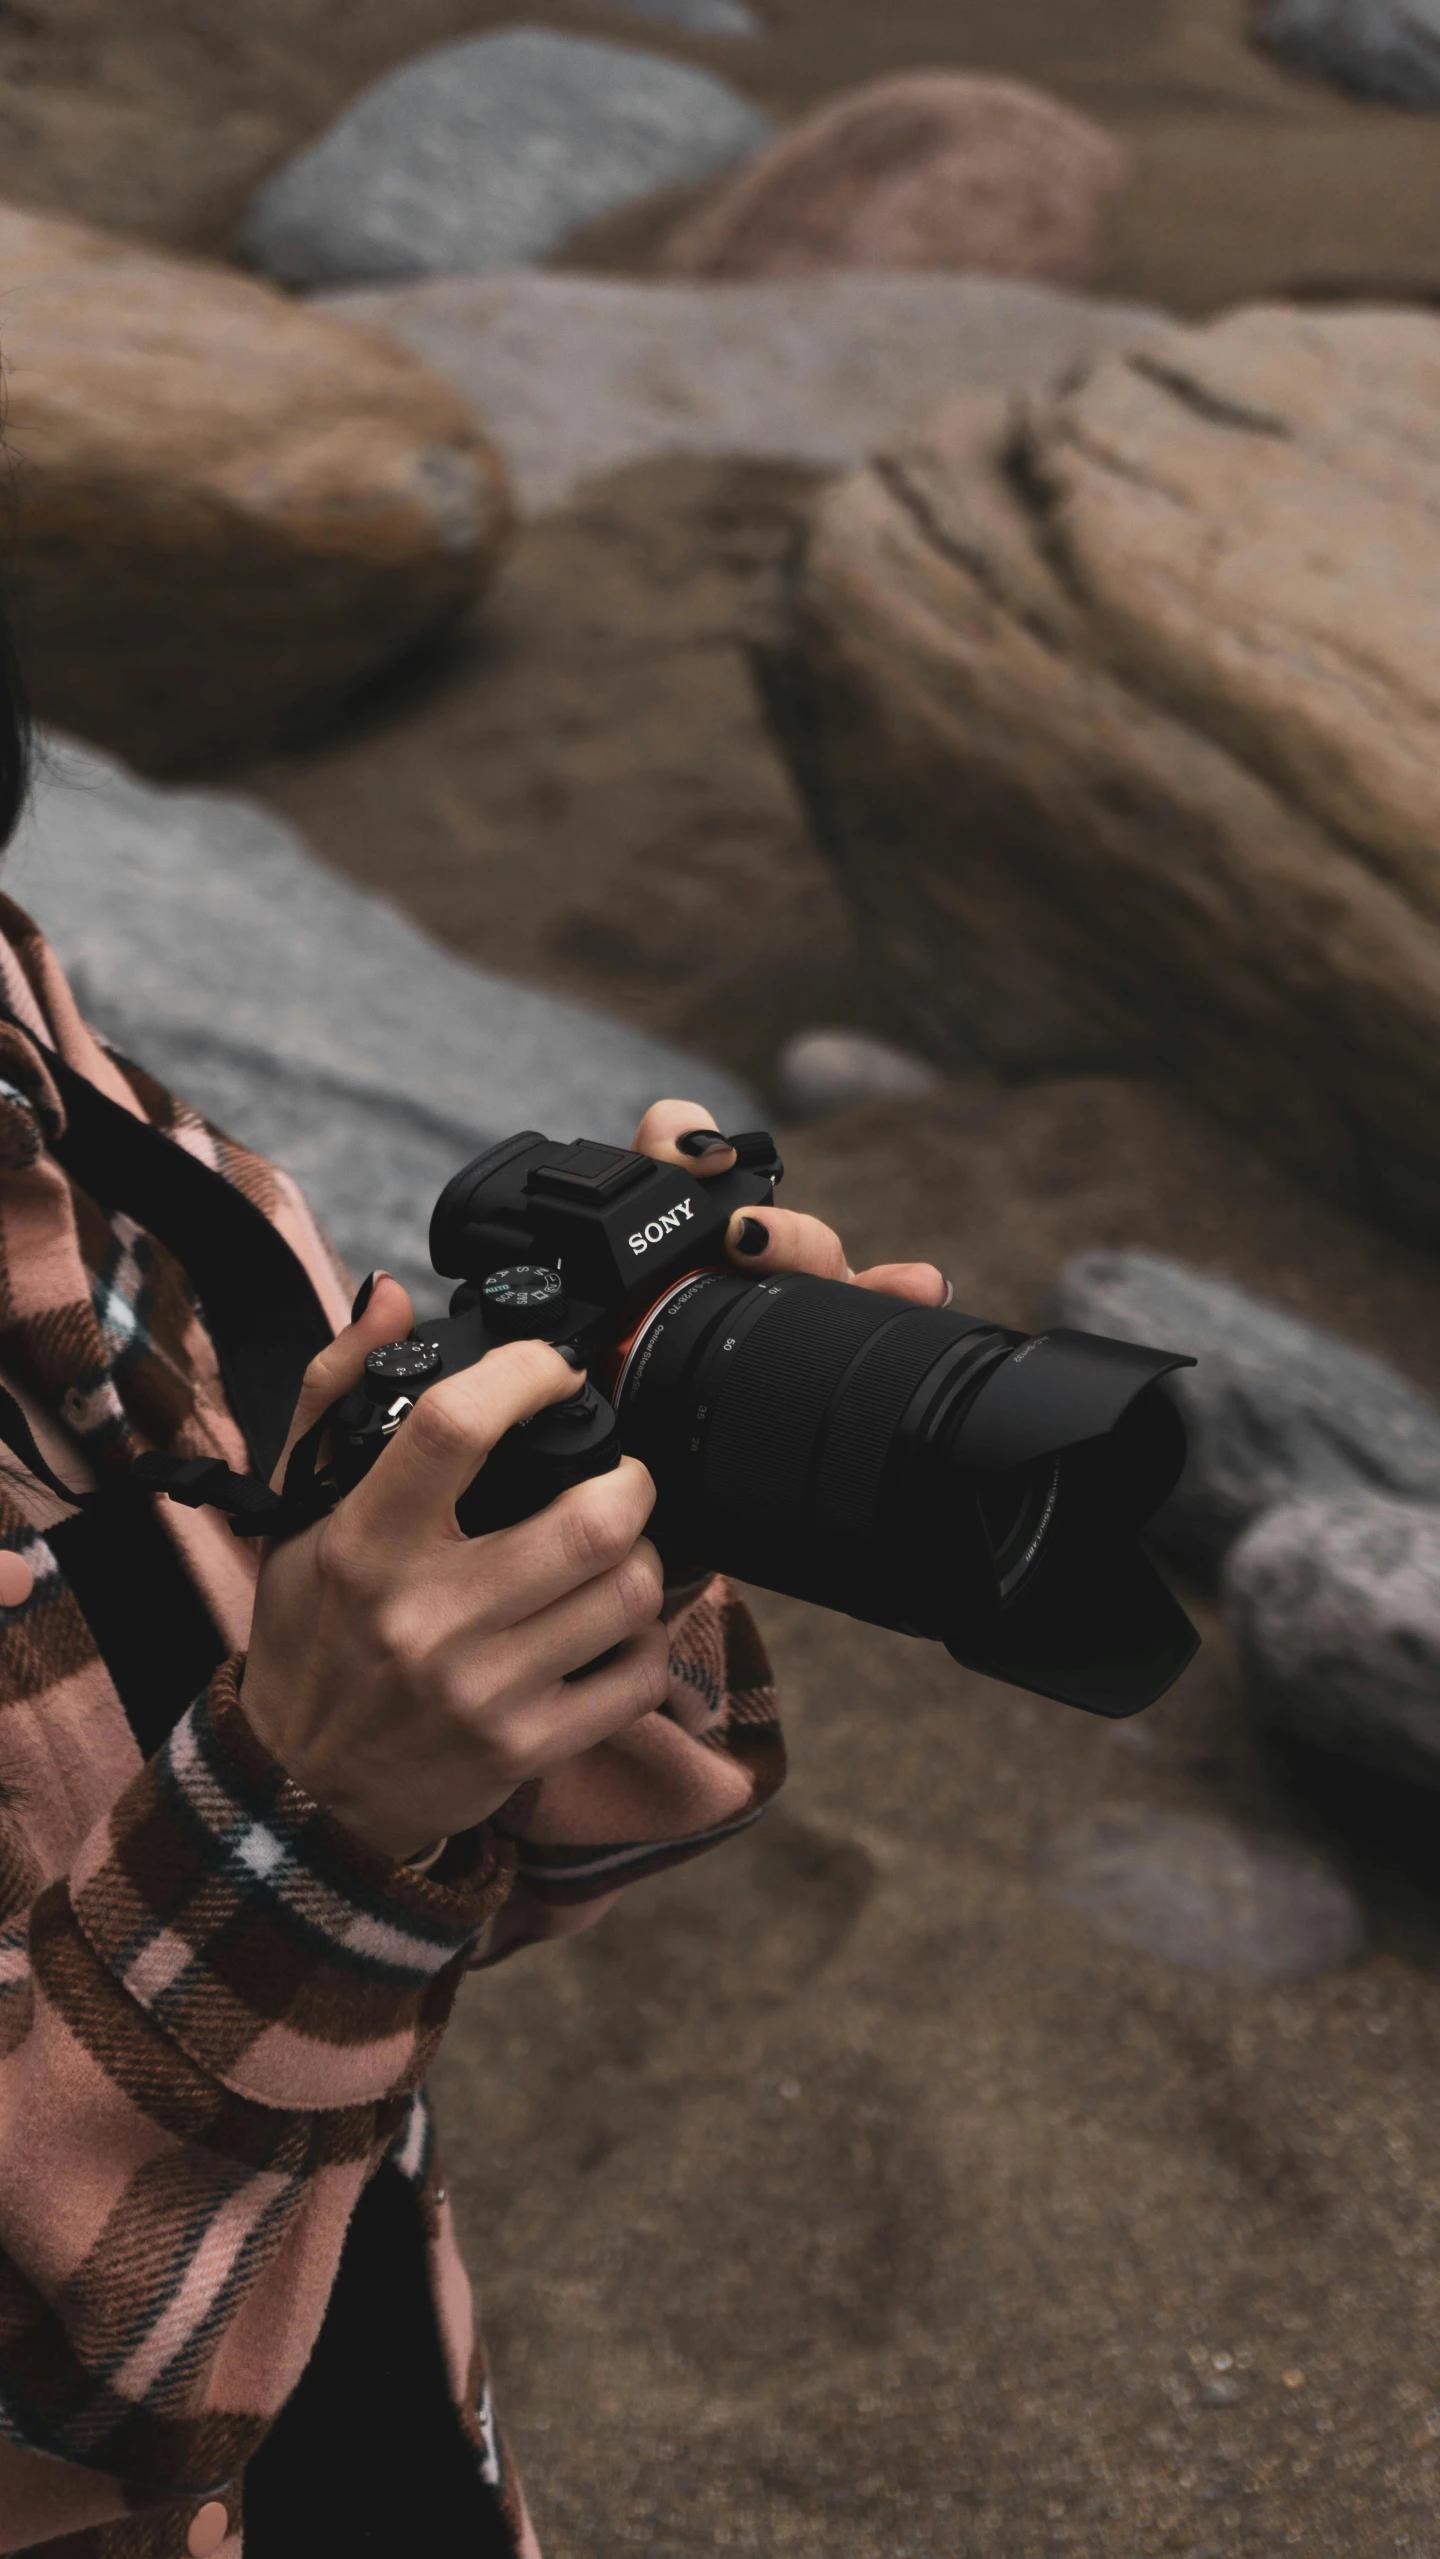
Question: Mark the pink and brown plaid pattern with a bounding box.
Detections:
[0,900,783,2556]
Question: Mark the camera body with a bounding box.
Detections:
[326,1128,1200,1718]
[327,1130,781,1536]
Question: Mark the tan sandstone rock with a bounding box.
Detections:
[659,74,1128,287]
[0,205,510,771]
[755,304,1440,1245]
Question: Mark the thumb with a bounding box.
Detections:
[271,1272,415,1491]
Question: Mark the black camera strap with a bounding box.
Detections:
[30,1037,334,1480]
[0,1019,336,1752]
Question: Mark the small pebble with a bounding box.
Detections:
[586,0,763,30]
[777,1027,940,1121]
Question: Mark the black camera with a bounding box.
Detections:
[325,1129,1199,1718]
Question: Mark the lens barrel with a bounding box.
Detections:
[614,1270,1197,1717]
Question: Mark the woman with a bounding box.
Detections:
[0,589,946,2556]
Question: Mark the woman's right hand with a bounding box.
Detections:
[237,1277,670,1865]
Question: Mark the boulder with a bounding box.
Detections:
[660,73,1128,286]
[238,30,774,292]
[1225,1495,1440,1790]
[0,204,509,774]
[777,1028,939,1121]
[754,305,1440,1248]
[1038,1807,1365,1982]
[1050,1250,1440,1568]
[1251,0,1440,106]
[321,270,1166,514]
[9,735,756,1312]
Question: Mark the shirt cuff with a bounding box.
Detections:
[66,1655,515,2111]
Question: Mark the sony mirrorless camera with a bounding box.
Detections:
[321,1129,1199,1717]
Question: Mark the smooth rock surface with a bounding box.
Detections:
[322,271,1166,513]
[777,1028,939,1120]
[1050,1249,1440,1566]
[755,306,1440,1248]
[239,29,773,290]
[1226,1495,1440,1788]
[1039,1806,1365,1981]
[661,72,1128,284]
[8,737,755,1309]
[1252,0,1440,105]
[0,202,509,774]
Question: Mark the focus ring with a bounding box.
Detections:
[812,1309,994,1548]
[699,1279,902,1533]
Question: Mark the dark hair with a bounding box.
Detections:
[0,579,28,851]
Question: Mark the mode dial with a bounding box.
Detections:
[364,1339,444,1387]
[482,1264,570,1339]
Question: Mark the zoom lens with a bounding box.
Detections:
[613,1269,1198,1717]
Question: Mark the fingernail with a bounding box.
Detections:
[734,1216,770,1257]
[351,1270,386,1321]
[676,1128,733,1159]
[940,1277,955,1309]
[555,1342,585,1370]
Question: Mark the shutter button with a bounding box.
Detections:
[187,2504,230,2557]
[0,1554,34,1608]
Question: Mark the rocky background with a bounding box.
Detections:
[4,2,1440,2553]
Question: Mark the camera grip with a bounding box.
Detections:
[454,1384,622,1538]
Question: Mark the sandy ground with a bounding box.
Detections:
[2,0,1440,315]
[248,459,856,1104]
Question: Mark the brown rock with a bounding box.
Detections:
[659,73,1128,287]
[0,204,510,771]
[754,304,1440,1247]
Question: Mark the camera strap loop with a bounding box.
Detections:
[130,1413,340,1545]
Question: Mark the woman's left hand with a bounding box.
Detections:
[631,1100,949,1307]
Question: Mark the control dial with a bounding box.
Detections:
[364,1340,443,1387]
[481,1264,570,1339]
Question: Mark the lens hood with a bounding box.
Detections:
[952,1329,1194,1484]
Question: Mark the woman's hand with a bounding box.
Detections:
[238,1095,934,1865]
[239,1278,669,1865]
[629,1099,949,1304]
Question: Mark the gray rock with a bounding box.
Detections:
[585,0,763,32]
[1225,1495,1440,1789]
[238,30,774,291]
[320,270,1167,514]
[1252,0,1440,108]
[8,736,755,1312]
[1039,1806,1365,1982]
[1049,1251,1440,1569]
[777,1027,939,1121]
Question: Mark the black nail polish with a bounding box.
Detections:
[676,1128,733,1159]
[735,1216,770,1257]
[555,1342,585,1370]
[350,1271,378,1321]
[940,1277,955,1310]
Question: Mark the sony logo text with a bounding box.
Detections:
[629,1200,696,1254]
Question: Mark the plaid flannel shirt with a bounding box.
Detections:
[0,898,784,2557]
